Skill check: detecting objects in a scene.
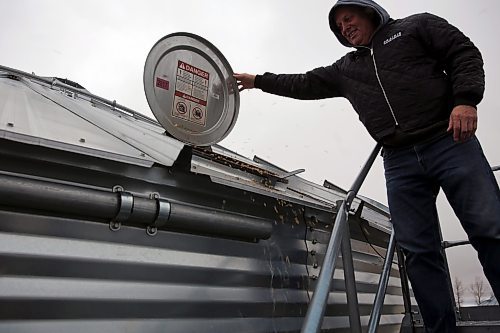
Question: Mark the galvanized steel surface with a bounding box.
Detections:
[0,73,184,167]
[144,33,239,146]
[0,64,404,332]
[0,70,391,232]
[0,212,403,333]
[0,146,404,333]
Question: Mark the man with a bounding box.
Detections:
[234,0,500,332]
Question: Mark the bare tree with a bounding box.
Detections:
[469,277,486,305]
[454,276,465,308]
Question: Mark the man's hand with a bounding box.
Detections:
[447,105,477,142]
[234,73,256,92]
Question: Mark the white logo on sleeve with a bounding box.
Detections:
[383,32,402,45]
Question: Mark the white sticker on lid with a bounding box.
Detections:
[172,60,209,126]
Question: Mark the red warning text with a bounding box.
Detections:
[178,61,209,80]
[156,77,170,90]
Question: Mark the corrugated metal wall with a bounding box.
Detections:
[0,71,406,331]
[0,201,404,333]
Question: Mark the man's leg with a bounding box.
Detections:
[471,238,500,299]
[424,135,500,299]
[383,146,457,333]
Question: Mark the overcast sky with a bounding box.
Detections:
[1,0,498,303]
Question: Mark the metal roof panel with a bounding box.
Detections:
[0,73,184,167]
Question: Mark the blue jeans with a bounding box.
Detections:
[383,134,500,333]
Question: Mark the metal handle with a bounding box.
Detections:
[301,143,382,333]
[367,229,397,333]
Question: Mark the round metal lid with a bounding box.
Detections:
[144,32,239,146]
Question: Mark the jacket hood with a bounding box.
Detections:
[329,0,390,48]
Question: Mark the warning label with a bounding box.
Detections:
[156,77,169,90]
[172,60,209,126]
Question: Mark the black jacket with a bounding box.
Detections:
[255,12,485,143]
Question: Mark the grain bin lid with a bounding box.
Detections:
[144,32,239,146]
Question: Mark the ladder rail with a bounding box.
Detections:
[367,229,397,333]
[301,143,382,333]
[341,220,362,333]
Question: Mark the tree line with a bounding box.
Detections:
[453,276,495,307]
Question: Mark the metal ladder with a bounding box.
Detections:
[301,143,403,333]
[300,142,499,333]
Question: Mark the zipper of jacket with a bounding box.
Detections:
[361,45,399,126]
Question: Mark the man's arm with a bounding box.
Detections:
[234,64,343,100]
[418,13,485,142]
